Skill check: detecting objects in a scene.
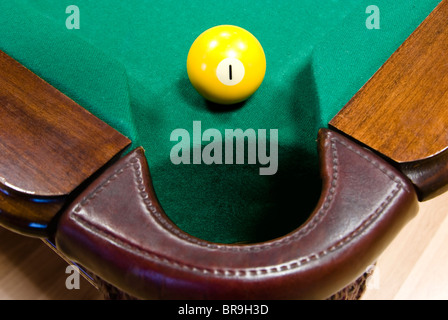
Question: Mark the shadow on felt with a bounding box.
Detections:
[152,58,323,244]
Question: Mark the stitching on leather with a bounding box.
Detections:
[144,142,337,252]
[72,148,338,253]
[70,134,405,276]
[72,165,130,214]
[141,135,404,252]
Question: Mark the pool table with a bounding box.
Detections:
[0,0,446,299]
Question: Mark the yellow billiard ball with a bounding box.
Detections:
[187,25,266,105]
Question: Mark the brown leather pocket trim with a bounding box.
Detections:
[56,128,418,299]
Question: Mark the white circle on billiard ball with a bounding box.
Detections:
[216,58,245,86]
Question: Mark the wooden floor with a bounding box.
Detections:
[0,229,102,300]
[362,190,448,300]
[0,191,447,300]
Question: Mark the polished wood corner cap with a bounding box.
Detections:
[330,0,448,164]
[0,50,131,198]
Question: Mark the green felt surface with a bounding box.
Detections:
[0,0,440,243]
